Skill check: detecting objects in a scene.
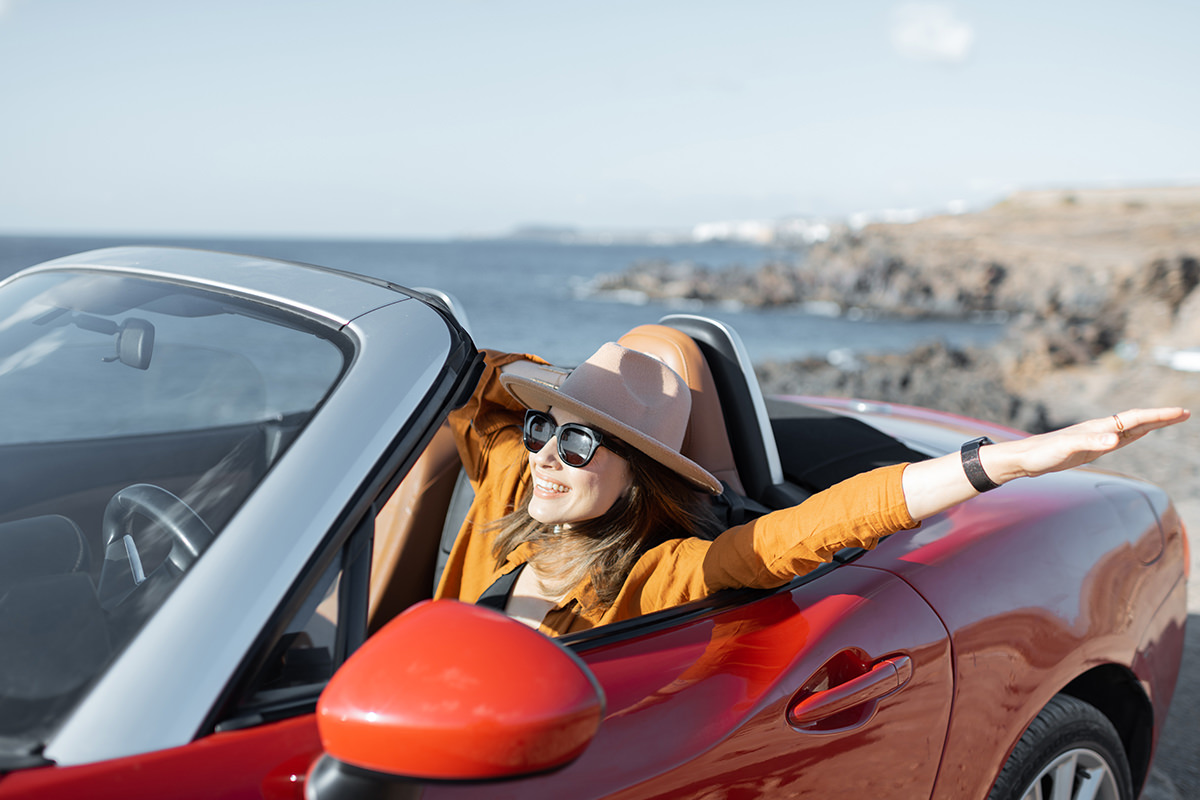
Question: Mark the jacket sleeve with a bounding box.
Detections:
[437,350,550,603]
[447,349,547,486]
[700,462,918,590]
[616,463,920,616]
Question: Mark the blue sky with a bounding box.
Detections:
[1,0,1197,238]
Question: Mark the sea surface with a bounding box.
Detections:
[0,235,1004,365]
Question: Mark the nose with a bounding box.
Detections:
[530,435,562,468]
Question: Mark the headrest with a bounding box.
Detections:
[617,324,744,495]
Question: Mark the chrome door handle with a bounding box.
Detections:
[789,655,913,730]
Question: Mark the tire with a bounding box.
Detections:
[987,694,1134,800]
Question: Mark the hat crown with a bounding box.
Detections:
[500,342,721,494]
[557,344,690,451]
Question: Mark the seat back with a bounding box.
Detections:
[368,424,462,632]
[659,315,808,508]
[617,324,744,495]
[0,515,91,587]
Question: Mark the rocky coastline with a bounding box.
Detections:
[595,187,1200,502]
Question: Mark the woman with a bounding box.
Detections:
[434,343,1188,637]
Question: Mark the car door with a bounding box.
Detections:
[0,522,362,800]
[5,539,951,800]
[421,560,954,799]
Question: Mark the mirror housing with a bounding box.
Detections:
[309,600,604,792]
[116,317,155,370]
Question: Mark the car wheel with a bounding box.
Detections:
[988,694,1133,800]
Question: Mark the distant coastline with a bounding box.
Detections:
[4,207,1196,503]
[594,187,1200,502]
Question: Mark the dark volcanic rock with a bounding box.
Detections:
[756,342,1053,435]
[716,188,1200,504]
[598,188,1200,374]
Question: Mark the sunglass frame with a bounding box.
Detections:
[522,409,614,468]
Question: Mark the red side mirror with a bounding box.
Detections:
[310,600,604,791]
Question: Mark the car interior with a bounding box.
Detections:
[0,275,341,745]
[365,315,930,635]
[0,404,316,744]
[0,305,929,745]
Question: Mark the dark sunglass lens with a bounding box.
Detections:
[524,412,553,452]
[558,426,596,467]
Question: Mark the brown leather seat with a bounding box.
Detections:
[618,324,743,495]
[367,424,461,631]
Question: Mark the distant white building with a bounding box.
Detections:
[691,219,776,244]
[691,217,832,245]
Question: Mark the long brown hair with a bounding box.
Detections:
[491,445,723,606]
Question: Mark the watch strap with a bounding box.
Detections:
[961,436,1000,493]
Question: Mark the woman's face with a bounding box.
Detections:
[526,406,633,527]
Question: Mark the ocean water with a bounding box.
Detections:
[0,234,1004,365]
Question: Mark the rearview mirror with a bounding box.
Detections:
[306,600,605,798]
[115,317,155,370]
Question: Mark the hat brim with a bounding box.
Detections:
[501,374,723,495]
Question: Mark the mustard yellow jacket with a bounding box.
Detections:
[434,350,919,637]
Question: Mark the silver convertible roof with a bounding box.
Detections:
[19,246,417,326]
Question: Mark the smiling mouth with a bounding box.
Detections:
[533,475,569,495]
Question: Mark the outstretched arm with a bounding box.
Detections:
[901,407,1191,522]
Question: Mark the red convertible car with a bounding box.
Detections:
[0,247,1187,800]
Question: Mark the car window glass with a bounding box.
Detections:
[0,273,345,443]
[239,557,343,708]
[0,270,350,746]
[223,514,373,728]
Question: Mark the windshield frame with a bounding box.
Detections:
[0,248,472,768]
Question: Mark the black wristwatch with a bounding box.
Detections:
[961,436,1000,493]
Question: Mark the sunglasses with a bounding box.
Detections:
[522,409,622,468]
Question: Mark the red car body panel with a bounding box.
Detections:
[3,564,953,799]
[425,565,954,799]
[850,470,1187,800]
[0,397,1185,799]
[0,716,321,800]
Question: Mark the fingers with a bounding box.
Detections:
[1083,408,1190,459]
[1109,407,1190,439]
[1029,408,1188,476]
[983,407,1187,485]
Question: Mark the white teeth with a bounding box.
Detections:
[534,476,568,494]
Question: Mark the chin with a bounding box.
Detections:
[528,503,567,526]
[530,503,595,528]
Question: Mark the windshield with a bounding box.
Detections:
[0,269,348,747]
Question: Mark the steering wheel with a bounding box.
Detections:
[103,484,215,573]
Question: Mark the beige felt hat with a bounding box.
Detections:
[501,343,722,495]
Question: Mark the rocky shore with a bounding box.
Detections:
[595,187,1200,503]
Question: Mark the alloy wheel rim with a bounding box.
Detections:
[1019,747,1120,800]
